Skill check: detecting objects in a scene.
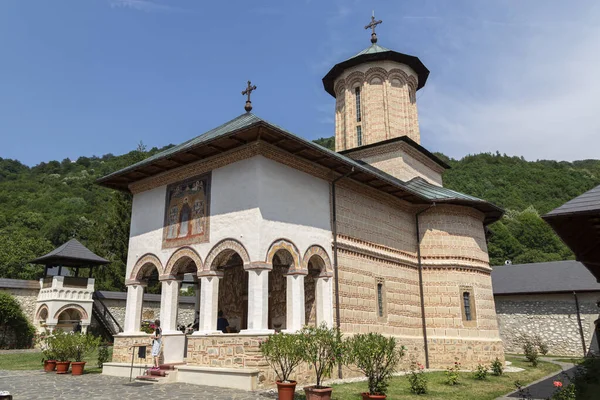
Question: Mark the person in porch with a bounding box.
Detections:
[151,319,162,370]
[216,311,230,333]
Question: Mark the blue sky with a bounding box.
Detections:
[1,0,598,166]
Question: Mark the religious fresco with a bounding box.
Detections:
[162,173,211,248]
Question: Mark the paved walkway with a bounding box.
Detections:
[497,358,577,400]
[0,370,280,400]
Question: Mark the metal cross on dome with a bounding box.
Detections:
[365,11,382,44]
[242,80,257,112]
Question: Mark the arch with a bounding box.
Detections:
[36,304,49,321]
[129,253,164,281]
[302,245,333,276]
[204,239,250,271]
[53,304,89,321]
[265,239,302,271]
[164,246,203,277]
[365,67,388,84]
[334,78,346,98]
[345,71,365,89]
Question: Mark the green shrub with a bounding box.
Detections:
[523,338,539,367]
[72,333,101,362]
[533,335,549,356]
[344,333,405,395]
[408,362,428,394]
[298,324,342,388]
[473,363,488,380]
[549,380,576,400]
[445,361,461,385]
[47,330,75,361]
[0,291,36,349]
[491,357,504,376]
[97,344,110,368]
[260,332,303,382]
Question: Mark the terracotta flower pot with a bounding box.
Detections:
[276,380,297,400]
[55,361,71,374]
[43,360,57,372]
[304,385,333,400]
[362,393,386,400]
[71,361,86,376]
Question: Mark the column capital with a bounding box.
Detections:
[286,268,308,276]
[125,279,147,287]
[198,270,224,279]
[244,261,272,272]
[159,274,183,282]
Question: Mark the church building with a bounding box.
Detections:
[98,18,504,389]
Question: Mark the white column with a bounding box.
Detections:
[241,268,273,334]
[316,277,334,328]
[124,283,145,333]
[193,272,222,335]
[283,273,305,333]
[160,278,181,333]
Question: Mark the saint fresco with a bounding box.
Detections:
[163,173,211,248]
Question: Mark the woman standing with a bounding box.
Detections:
[151,319,162,370]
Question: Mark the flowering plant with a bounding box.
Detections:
[408,361,428,394]
[344,333,405,395]
[140,321,155,334]
[550,380,576,400]
[260,332,304,382]
[298,324,342,388]
[445,360,461,385]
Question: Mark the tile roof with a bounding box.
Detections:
[30,238,109,266]
[491,260,600,295]
[544,184,600,217]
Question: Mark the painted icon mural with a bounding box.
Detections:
[163,173,211,248]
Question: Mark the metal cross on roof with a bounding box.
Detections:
[242,80,257,112]
[365,12,382,44]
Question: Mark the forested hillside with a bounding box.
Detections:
[1,137,598,291]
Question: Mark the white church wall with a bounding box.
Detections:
[126,155,332,276]
[256,156,332,262]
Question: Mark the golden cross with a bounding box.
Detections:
[365,12,382,44]
[242,81,257,112]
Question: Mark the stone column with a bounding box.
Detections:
[284,271,306,333]
[241,263,273,334]
[159,275,182,334]
[193,271,223,335]
[316,275,334,328]
[124,281,146,333]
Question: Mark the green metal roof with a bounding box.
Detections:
[98,112,503,224]
[347,43,391,59]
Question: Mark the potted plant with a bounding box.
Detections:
[298,324,342,400]
[48,330,74,374]
[38,331,57,372]
[345,333,405,399]
[71,333,101,375]
[260,332,303,400]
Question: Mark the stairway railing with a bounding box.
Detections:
[92,291,123,338]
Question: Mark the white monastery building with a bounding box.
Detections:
[98,22,505,389]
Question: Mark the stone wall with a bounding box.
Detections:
[0,282,39,324]
[495,292,600,356]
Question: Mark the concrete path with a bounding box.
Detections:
[0,370,282,400]
[497,358,577,400]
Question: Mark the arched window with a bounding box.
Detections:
[355,87,362,122]
[463,292,472,321]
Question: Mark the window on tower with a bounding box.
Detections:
[463,292,472,321]
[355,87,361,122]
[356,126,362,146]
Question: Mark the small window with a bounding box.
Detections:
[463,292,471,321]
[357,126,362,146]
[377,283,384,317]
[355,87,361,122]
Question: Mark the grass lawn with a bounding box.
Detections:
[298,357,561,400]
[0,347,113,374]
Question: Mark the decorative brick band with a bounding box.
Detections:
[204,238,251,271]
[129,253,164,281]
[265,239,302,271]
[164,246,203,276]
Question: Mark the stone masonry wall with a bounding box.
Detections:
[0,286,39,324]
[495,292,600,356]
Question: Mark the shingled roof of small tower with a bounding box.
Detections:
[322,43,430,97]
[30,238,109,267]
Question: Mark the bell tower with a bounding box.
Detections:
[322,15,430,152]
